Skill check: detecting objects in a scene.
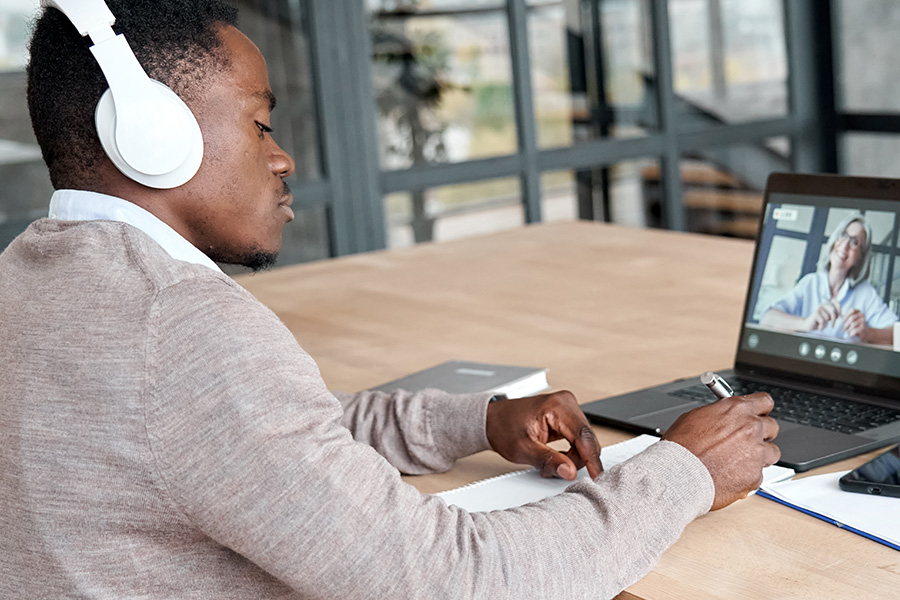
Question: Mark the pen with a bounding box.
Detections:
[700,371,735,400]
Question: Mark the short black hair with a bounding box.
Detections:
[26,0,238,189]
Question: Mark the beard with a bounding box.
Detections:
[237,249,279,272]
[206,244,279,272]
[193,187,291,272]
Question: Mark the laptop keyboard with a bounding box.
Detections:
[669,379,900,434]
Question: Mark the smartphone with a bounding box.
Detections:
[839,445,900,498]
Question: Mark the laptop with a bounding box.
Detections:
[582,172,900,471]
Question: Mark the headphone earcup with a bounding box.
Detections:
[95,80,204,189]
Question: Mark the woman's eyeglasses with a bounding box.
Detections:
[838,231,862,249]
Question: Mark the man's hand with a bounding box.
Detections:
[664,393,781,511]
[486,391,603,480]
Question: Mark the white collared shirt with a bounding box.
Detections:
[48,189,222,273]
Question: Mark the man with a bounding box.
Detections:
[0,1,780,598]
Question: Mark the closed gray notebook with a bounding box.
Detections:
[372,360,549,399]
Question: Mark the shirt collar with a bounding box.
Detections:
[48,189,222,273]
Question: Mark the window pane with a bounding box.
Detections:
[669,0,788,124]
[0,1,31,71]
[0,1,53,251]
[539,170,579,223]
[837,0,900,112]
[540,159,662,228]
[669,137,791,238]
[370,7,517,169]
[528,0,653,148]
[842,133,900,178]
[386,177,522,248]
[680,160,764,238]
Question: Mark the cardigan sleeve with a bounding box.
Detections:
[143,277,714,600]
[331,388,493,474]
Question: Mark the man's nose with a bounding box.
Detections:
[271,143,295,179]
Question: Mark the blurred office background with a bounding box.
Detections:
[1,0,899,267]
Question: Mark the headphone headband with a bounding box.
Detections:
[41,0,114,37]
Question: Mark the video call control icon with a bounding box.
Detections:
[800,341,860,367]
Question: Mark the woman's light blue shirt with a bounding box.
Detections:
[767,272,898,340]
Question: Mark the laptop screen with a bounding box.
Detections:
[737,173,900,395]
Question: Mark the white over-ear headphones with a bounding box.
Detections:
[43,0,203,189]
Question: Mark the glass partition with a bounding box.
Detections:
[386,176,522,247]
[836,0,900,112]
[370,2,517,169]
[669,0,788,126]
[540,159,661,227]
[527,0,654,148]
[674,137,791,238]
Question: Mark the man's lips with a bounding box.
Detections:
[278,181,294,220]
[279,193,294,221]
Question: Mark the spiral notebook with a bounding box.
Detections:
[437,435,795,512]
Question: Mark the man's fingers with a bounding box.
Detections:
[487,390,604,480]
[736,394,781,462]
[548,413,603,479]
[535,424,602,480]
[735,392,775,416]
[540,394,604,479]
[764,440,782,466]
[536,448,577,480]
[564,445,604,478]
[761,415,779,442]
[571,424,603,478]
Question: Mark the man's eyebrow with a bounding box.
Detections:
[255,89,276,112]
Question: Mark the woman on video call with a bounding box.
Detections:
[760,213,898,345]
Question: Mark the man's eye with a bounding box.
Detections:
[256,122,274,134]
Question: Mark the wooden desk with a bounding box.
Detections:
[236,221,900,600]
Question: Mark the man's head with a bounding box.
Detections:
[27,0,238,190]
[27,0,296,271]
